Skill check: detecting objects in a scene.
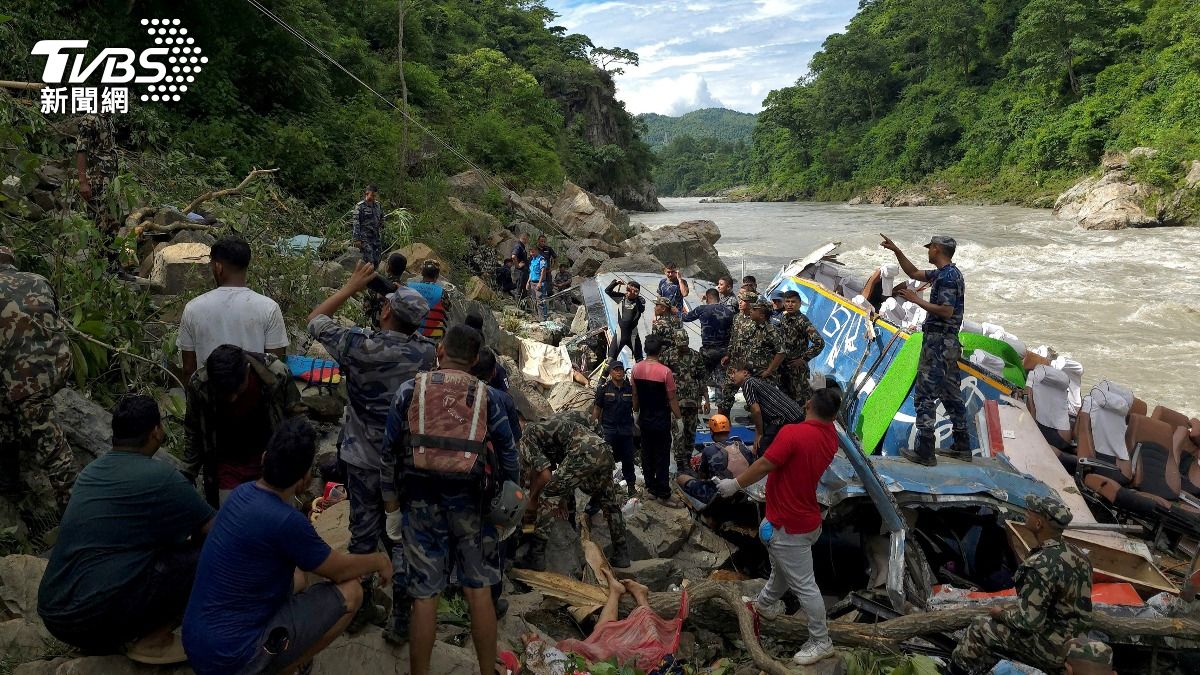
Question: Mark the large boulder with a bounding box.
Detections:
[550,182,629,245]
[595,253,666,276]
[447,197,501,237]
[568,248,609,278]
[624,499,693,559]
[148,242,212,295]
[464,276,495,302]
[51,388,111,466]
[447,169,490,204]
[620,221,730,281]
[499,355,553,422]
[609,178,666,213]
[398,243,450,277]
[0,555,46,621]
[1054,166,1158,230]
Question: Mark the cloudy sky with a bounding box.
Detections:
[544,0,857,116]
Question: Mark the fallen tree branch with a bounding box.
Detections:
[0,80,45,91]
[180,168,278,215]
[515,573,1200,654]
[711,584,795,675]
[64,322,185,390]
[140,220,221,234]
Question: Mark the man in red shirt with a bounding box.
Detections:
[716,387,841,666]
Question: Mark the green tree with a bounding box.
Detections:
[1009,0,1117,96]
[590,46,639,76]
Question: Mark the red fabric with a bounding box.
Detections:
[556,592,689,671]
[933,582,1143,606]
[216,460,262,490]
[421,300,447,339]
[762,419,838,534]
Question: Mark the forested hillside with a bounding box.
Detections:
[638,108,757,148]
[749,0,1200,203]
[0,0,657,211]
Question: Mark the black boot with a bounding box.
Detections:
[523,538,547,572]
[383,596,411,645]
[347,578,379,634]
[610,541,631,568]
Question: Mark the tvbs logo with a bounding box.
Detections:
[33,19,205,114]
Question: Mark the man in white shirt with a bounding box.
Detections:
[178,236,288,382]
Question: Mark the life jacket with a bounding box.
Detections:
[409,281,447,340]
[405,370,488,478]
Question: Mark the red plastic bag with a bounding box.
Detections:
[556,592,689,671]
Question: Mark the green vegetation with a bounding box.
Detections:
[640,108,756,196]
[639,108,758,148]
[0,0,654,208]
[749,0,1200,203]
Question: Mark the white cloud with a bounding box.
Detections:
[619,73,727,116]
[546,0,857,114]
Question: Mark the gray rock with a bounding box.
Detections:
[300,384,347,423]
[1054,169,1159,230]
[595,253,666,276]
[36,164,66,190]
[568,248,609,278]
[545,381,593,413]
[169,229,217,246]
[674,521,734,578]
[52,388,111,466]
[570,305,589,335]
[616,558,678,591]
[447,196,501,237]
[1,617,54,662]
[620,220,730,281]
[313,260,349,288]
[151,207,189,228]
[550,181,629,244]
[148,243,212,295]
[335,248,362,271]
[500,355,554,422]
[447,169,490,204]
[543,517,586,578]
[1130,146,1159,161]
[14,655,191,675]
[625,499,694,559]
[29,190,57,213]
[0,555,47,621]
[1186,160,1200,190]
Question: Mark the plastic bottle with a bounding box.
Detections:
[758,518,774,545]
[621,497,641,518]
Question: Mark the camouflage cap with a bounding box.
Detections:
[752,299,774,312]
[738,289,759,303]
[924,235,957,254]
[674,329,689,347]
[654,296,674,308]
[1026,494,1073,527]
[385,286,430,326]
[1065,638,1112,665]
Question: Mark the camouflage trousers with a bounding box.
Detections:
[781,359,813,410]
[914,331,969,457]
[950,616,1069,674]
[537,461,627,553]
[672,405,699,470]
[401,490,499,599]
[0,392,75,527]
[358,237,382,269]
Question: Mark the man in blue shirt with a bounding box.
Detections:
[592,361,637,498]
[657,262,690,317]
[183,418,392,675]
[881,234,969,466]
[39,395,214,663]
[380,324,519,675]
[528,249,548,321]
[683,288,736,386]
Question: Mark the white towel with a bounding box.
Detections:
[1087,381,1133,461]
[1029,365,1071,431]
[1051,355,1084,415]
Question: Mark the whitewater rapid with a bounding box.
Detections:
[638,198,1200,416]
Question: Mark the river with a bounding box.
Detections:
[637,198,1200,416]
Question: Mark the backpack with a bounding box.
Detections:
[406,370,488,478]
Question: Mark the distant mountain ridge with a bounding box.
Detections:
[638,108,758,148]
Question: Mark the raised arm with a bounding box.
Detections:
[879,235,929,282]
[308,261,375,323]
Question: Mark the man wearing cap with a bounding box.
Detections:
[670,330,711,471]
[949,494,1093,675]
[683,288,736,388]
[881,234,969,466]
[0,245,74,535]
[777,290,825,410]
[715,289,761,415]
[649,296,685,371]
[308,260,437,635]
[593,362,637,498]
[657,263,690,318]
[353,184,384,268]
[1065,638,1114,675]
[408,259,452,341]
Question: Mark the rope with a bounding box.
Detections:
[240,0,576,242]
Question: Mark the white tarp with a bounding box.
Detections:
[519,337,574,386]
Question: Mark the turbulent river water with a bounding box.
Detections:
[637,197,1200,416]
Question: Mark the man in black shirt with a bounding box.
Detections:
[593,362,637,497]
[510,234,529,300]
[730,362,805,456]
[604,279,645,363]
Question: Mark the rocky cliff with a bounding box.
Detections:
[1054,149,1200,230]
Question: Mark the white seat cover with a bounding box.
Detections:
[1029,364,1071,432]
[1087,380,1134,461]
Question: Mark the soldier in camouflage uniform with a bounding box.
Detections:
[353,184,384,268]
[950,495,1093,675]
[0,246,75,531]
[670,330,710,471]
[776,290,825,410]
[717,289,759,414]
[521,413,631,569]
[308,261,436,633]
[73,114,119,236]
[649,296,684,371]
[722,300,784,410]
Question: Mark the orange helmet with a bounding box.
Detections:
[707,414,731,434]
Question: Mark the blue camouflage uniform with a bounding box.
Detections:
[307,314,436,560]
[683,302,735,388]
[353,199,384,267]
[381,372,519,599]
[914,262,969,459]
